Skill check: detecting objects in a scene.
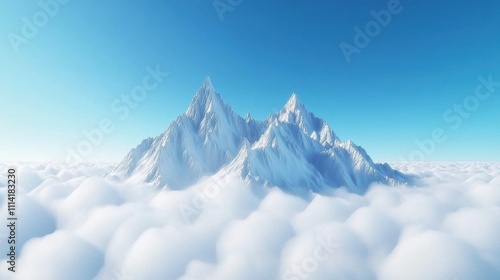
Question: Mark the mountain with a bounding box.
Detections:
[108,77,408,194]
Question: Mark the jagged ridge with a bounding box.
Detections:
[108,77,408,194]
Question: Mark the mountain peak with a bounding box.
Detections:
[284,93,303,112]
[289,92,299,102]
[111,78,408,193]
[202,75,214,92]
[245,113,253,122]
[186,76,224,121]
[278,92,310,124]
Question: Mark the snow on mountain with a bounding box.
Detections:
[109,77,264,189]
[108,77,408,193]
[275,92,338,147]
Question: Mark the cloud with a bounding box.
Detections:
[380,229,496,280]
[0,162,499,280]
[17,230,103,280]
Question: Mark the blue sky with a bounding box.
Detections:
[1,0,499,162]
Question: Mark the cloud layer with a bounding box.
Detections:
[0,162,499,280]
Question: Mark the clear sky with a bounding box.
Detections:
[1,0,499,163]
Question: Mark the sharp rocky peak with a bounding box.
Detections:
[275,92,318,135]
[109,77,408,193]
[283,93,306,113]
[185,76,227,122]
[202,75,215,92]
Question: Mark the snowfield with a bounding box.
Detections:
[0,161,499,280]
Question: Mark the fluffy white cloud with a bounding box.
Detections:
[17,230,103,280]
[0,162,499,280]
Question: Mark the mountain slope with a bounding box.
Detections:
[108,77,408,193]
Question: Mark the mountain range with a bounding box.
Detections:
[108,77,408,195]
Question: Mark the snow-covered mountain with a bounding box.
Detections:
[108,77,408,194]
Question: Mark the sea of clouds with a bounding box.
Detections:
[0,161,499,280]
